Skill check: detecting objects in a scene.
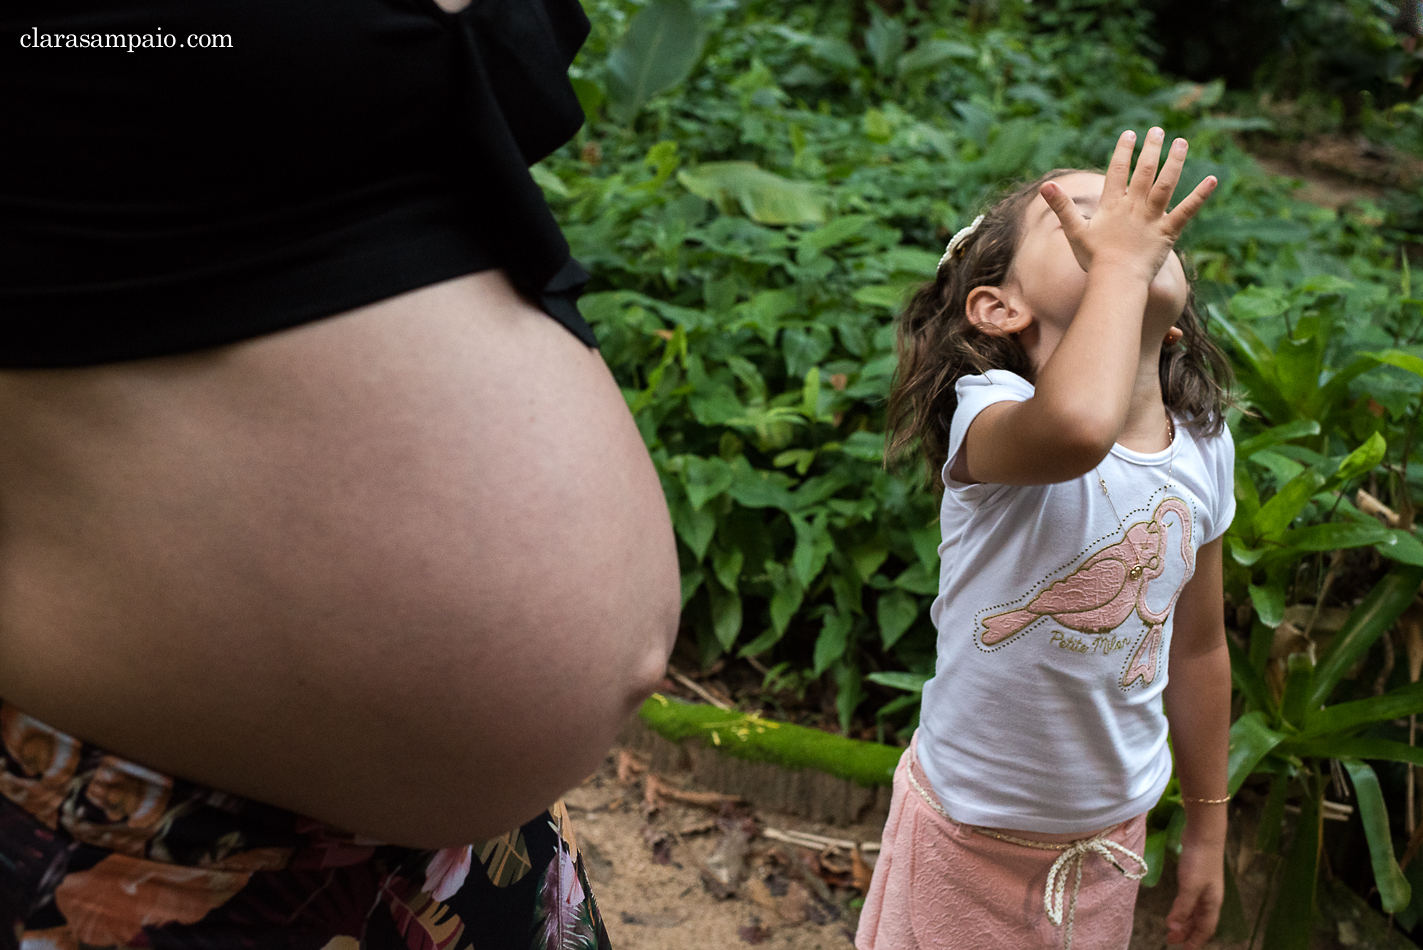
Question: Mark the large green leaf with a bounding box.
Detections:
[1278,520,1394,554]
[1248,580,1287,627]
[790,512,834,587]
[678,162,826,226]
[1329,432,1387,486]
[672,496,716,560]
[1227,711,1286,794]
[1340,759,1411,913]
[865,670,931,693]
[1281,736,1423,767]
[876,588,920,650]
[769,572,805,636]
[1262,779,1320,950]
[606,0,705,119]
[683,455,734,510]
[863,7,906,76]
[1227,637,1275,715]
[1236,420,1322,459]
[1310,565,1423,707]
[1279,653,1315,728]
[1250,467,1326,538]
[1369,348,1423,379]
[1382,529,1423,567]
[709,581,742,650]
[814,610,854,676]
[1142,829,1167,887]
[1301,680,1423,738]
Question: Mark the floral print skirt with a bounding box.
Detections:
[0,701,611,950]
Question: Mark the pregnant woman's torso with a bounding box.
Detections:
[0,271,680,848]
[0,0,679,847]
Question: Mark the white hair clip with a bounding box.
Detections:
[938,215,985,270]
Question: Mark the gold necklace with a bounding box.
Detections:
[1096,414,1177,529]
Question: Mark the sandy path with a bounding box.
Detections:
[564,747,1273,950]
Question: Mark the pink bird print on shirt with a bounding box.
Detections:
[979,497,1194,688]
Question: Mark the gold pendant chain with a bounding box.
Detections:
[1096,414,1177,529]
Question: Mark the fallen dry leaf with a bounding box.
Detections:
[738,923,773,944]
[819,849,852,876]
[642,826,673,865]
[852,847,874,892]
[679,817,717,837]
[744,876,779,913]
[777,881,811,925]
[701,825,751,899]
[620,911,685,928]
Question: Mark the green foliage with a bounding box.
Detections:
[570,0,1423,941]
[1222,565,1423,942]
[551,0,1423,744]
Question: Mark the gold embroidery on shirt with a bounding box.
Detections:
[977,496,1195,690]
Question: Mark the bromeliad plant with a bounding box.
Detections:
[555,0,1423,737]
[1206,269,1423,946]
[1226,563,1423,949]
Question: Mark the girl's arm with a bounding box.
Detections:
[1162,536,1231,949]
[962,130,1216,486]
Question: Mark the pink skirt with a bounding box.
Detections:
[855,736,1148,950]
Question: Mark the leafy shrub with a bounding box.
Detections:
[540,0,1423,747]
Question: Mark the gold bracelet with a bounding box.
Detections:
[1182,795,1230,804]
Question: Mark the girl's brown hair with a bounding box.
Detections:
[884,169,1233,487]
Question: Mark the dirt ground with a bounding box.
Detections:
[563,746,1311,950]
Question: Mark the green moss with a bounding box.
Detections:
[638,694,903,787]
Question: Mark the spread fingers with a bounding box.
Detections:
[1148,137,1189,215]
[1165,174,1218,236]
[1103,129,1137,200]
[1128,127,1165,199]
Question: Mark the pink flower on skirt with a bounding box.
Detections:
[424,845,473,901]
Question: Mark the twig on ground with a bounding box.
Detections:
[646,773,743,809]
[666,665,734,710]
[763,827,881,854]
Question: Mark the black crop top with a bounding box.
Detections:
[0,0,594,367]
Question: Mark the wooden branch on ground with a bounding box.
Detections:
[667,666,733,710]
[763,826,881,853]
[645,772,743,809]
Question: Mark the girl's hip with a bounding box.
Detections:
[855,734,1148,950]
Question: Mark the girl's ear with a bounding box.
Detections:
[966,286,1032,337]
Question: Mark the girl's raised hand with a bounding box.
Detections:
[1041,128,1216,284]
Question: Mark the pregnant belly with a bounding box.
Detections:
[0,271,679,847]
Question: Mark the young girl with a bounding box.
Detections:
[857,129,1233,950]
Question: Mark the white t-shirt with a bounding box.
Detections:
[917,370,1235,834]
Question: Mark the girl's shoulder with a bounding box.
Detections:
[953,368,1034,404]
[1180,413,1236,468]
